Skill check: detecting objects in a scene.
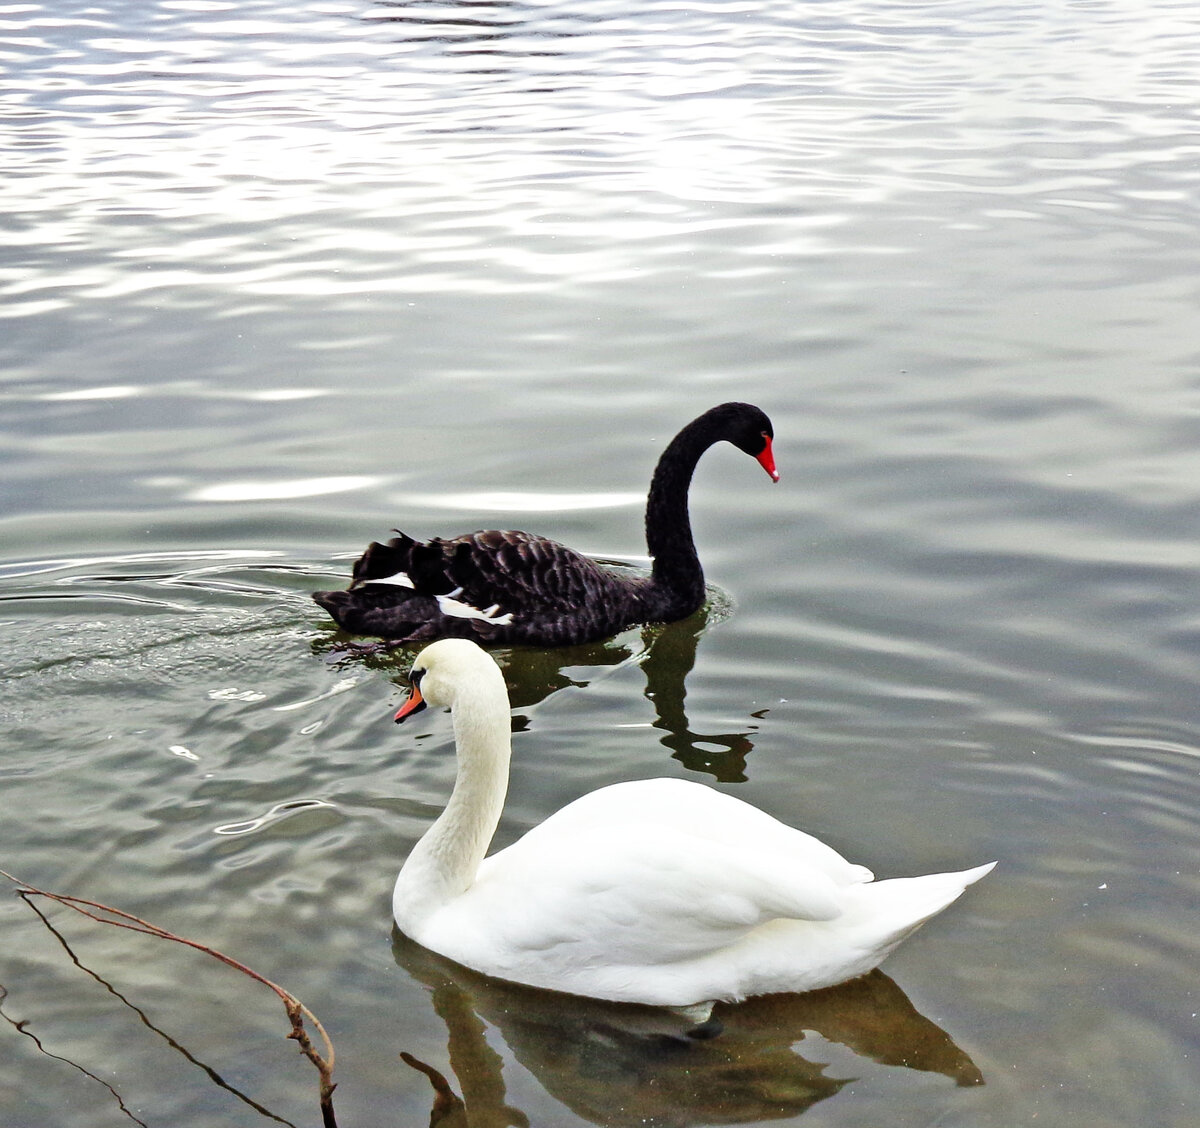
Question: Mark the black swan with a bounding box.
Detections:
[312,402,777,647]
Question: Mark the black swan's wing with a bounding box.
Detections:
[315,529,644,644]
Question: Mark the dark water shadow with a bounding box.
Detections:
[392,932,982,1127]
[314,597,761,782]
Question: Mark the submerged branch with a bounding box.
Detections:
[401,1052,466,1127]
[0,983,149,1128]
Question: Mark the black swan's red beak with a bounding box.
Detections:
[395,682,427,723]
[756,434,779,482]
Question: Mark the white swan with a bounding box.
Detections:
[391,639,994,1008]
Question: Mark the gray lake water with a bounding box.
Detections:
[3,1,1200,1125]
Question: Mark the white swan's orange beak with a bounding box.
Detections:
[756,434,779,482]
[394,682,427,723]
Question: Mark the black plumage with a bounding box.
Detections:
[312,403,777,647]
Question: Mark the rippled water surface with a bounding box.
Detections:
[4,1,1200,1125]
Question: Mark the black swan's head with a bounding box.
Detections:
[706,402,777,481]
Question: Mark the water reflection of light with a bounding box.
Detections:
[41,385,141,401]
[229,388,328,401]
[33,385,327,404]
[189,475,380,502]
[0,548,282,581]
[405,490,643,512]
[207,687,269,703]
[272,677,358,712]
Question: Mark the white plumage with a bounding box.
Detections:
[391,639,994,1008]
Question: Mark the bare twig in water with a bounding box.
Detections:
[0,982,150,1127]
[17,894,298,1126]
[1,870,338,1128]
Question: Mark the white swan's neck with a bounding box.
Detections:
[394,680,511,927]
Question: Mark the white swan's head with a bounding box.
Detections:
[394,638,505,722]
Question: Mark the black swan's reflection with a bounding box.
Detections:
[393,932,982,1128]
[319,598,759,781]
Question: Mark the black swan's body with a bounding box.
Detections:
[312,402,777,647]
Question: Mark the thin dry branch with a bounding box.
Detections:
[17,894,297,1127]
[2,869,338,1127]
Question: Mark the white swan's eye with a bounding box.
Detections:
[410,667,426,687]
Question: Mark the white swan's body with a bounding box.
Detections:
[392,639,994,1007]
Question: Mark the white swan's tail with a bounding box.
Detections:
[845,860,996,961]
[719,860,995,999]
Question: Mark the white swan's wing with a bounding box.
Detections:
[515,777,874,885]
[421,820,862,978]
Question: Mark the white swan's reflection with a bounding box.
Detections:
[393,932,981,1127]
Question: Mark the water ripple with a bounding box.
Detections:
[213,798,337,836]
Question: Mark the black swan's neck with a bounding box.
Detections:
[643,415,721,616]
